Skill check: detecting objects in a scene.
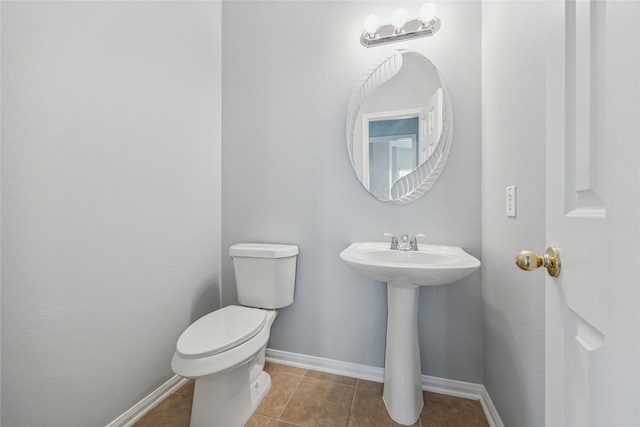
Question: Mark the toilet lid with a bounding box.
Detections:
[176,305,267,359]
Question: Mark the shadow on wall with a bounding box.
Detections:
[417,272,481,382]
[483,302,529,426]
[190,275,221,323]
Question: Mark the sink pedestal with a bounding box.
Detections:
[382,284,423,425]
[339,242,481,425]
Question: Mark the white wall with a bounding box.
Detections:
[482,2,546,425]
[222,1,483,383]
[1,2,222,426]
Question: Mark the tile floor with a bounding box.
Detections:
[134,362,490,427]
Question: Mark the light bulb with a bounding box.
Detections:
[391,8,408,32]
[364,14,380,37]
[420,3,437,25]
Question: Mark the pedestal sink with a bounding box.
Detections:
[339,242,480,425]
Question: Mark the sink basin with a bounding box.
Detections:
[340,242,480,287]
[339,241,480,425]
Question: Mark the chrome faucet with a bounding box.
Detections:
[409,234,427,251]
[383,233,427,251]
[383,233,399,249]
[399,234,410,250]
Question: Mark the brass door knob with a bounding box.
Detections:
[515,247,561,277]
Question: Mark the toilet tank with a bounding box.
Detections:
[229,243,299,309]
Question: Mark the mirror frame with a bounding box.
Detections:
[346,50,453,204]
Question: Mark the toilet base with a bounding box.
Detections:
[190,361,271,427]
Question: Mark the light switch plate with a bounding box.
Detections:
[506,185,517,217]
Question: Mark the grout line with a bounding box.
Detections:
[348,381,358,424]
[275,372,305,423]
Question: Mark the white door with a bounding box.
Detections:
[545,1,640,425]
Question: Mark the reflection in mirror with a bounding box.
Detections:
[368,116,419,200]
[346,50,452,203]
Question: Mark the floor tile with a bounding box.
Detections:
[265,361,307,376]
[420,391,489,427]
[356,378,384,393]
[279,376,355,427]
[133,364,491,427]
[255,372,302,418]
[348,387,418,427]
[133,380,193,427]
[245,414,278,427]
[304,369,359,386]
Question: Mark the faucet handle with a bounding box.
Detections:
[409,234,427,251]
[383,232,399,249]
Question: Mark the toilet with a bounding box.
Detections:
[171,243,299,427]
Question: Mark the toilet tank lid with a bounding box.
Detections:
[229,243,298,258]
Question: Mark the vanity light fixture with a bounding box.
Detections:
[360,3,440,48]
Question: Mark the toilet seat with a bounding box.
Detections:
[176,305,267,359]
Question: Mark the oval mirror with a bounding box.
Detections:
[346,50,453,203]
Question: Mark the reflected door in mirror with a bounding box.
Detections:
[346,50,452,203]
[366,115,419,200]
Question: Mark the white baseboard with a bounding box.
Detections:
[479,385,505,427]
[107,349,504,427]
[105,375,190,427]
[266,348,384,383]
[266,348,504,427]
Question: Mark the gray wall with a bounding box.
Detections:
[1,2,222,426]
[1,2,551,425]
[482,2,546,425]
[222,1,482,383]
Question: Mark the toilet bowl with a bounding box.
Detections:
[172,306,277,426]
[172,243,298,427]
